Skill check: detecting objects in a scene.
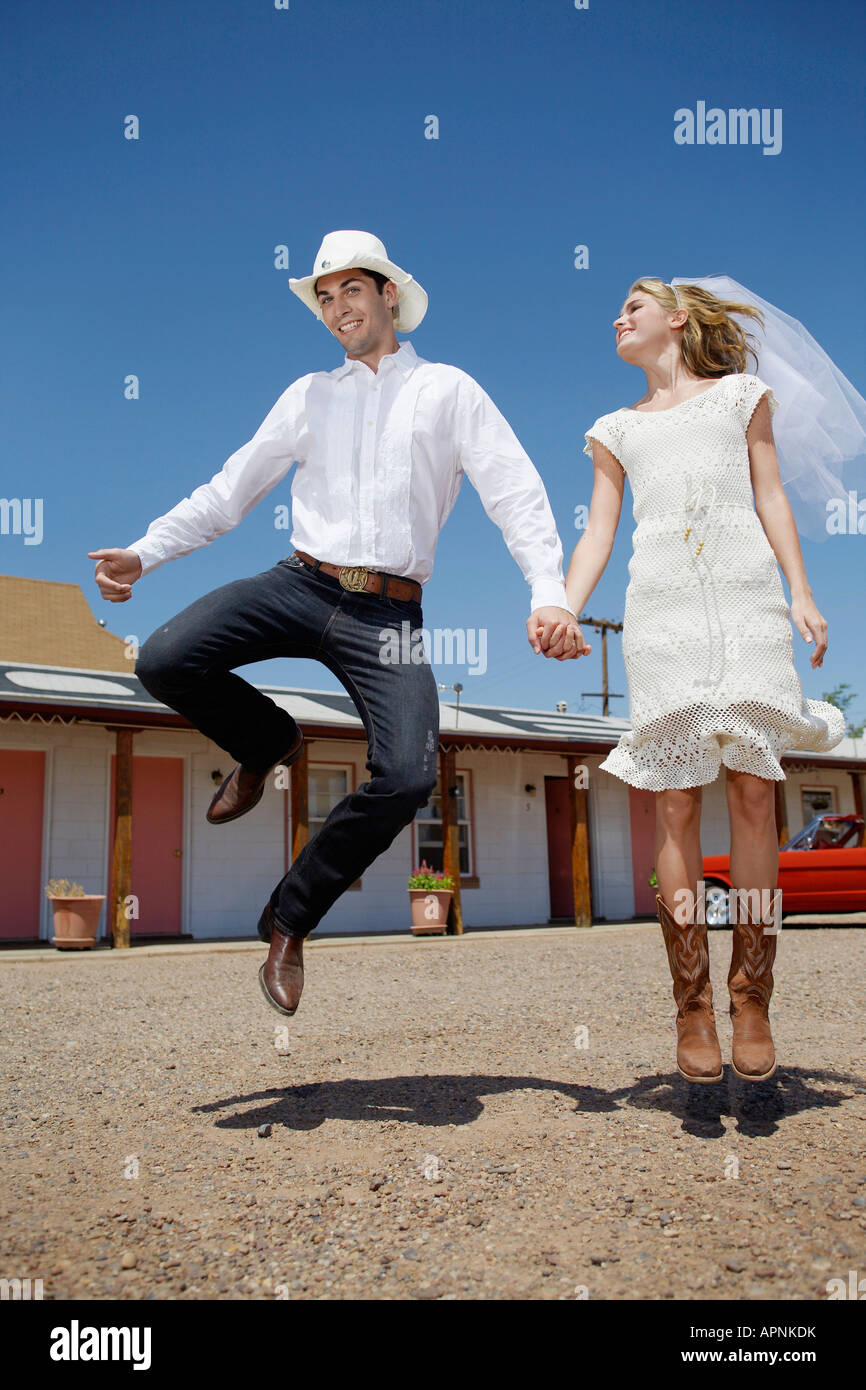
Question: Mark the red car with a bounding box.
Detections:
[701,814,866,926]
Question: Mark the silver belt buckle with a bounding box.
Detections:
[338,565,370,592]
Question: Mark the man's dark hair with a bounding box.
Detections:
[314,267,390,296]
[358,268,389,293]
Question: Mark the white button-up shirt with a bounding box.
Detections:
[127,341,572,613]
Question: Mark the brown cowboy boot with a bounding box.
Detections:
[258,922,305,1017]
[728,894,777,1081]
[206,731,304,826]
[655,891,723,1083]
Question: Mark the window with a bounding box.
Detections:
[800,785,837,823]
[307,764,361,889]
[309,765,351,829]
[414,771,472,875]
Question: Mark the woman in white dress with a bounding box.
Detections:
[567,277,846,1085]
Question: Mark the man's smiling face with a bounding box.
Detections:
[315,269,399,359]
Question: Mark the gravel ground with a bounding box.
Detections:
[1,925,864,1302]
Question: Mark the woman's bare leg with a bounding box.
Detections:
[724,767,779,1080]
[725,768,779,908]
[654,785,703,918]
[653,784,722,1082]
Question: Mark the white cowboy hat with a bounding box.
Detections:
[289,230,428,332]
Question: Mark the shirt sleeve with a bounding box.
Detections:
[125,378,308,576]
[583,414,625,469]
[456,373,573,615]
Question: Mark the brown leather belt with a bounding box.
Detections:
[292,551,422,603]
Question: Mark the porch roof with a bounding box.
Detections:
[1,659,864,767]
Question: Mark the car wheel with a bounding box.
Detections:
[703,881,731,928]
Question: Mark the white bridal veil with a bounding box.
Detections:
[670,274,866,542]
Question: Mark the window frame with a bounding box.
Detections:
[305,759,362,890]
[411,766,478,886]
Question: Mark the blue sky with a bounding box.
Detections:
[3,0,864,727]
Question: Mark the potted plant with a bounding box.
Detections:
[408,862,454,935]
[44,879,105,950]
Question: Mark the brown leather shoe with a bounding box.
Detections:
[206,732,304,825]
[656,892,723,1083]
[728,896,777,1081]
[258,925,305,1017]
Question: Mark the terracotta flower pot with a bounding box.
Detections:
[49,896,105,949]
[408,888,452,935]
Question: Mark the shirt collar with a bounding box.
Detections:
[332,339,418,381]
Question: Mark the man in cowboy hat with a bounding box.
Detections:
[89,230,585,1016]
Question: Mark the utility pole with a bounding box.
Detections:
[578,616,624,717]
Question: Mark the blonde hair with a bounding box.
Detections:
[627,277,764,376]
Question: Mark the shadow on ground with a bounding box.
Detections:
[624,1065,863,1138]
[193,1065,863,1138]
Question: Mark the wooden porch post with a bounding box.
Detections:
[111,728,134,949]
[566,754,592,927]
[291,740,310,861]
[774,777,789,848]
[439,745,464,935]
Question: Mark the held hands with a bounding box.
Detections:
[526,607,592,661]
[88,548,143,603]
[791,594,828,668]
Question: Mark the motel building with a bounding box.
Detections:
[2,574,865,946]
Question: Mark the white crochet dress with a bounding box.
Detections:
[583,372,846,790]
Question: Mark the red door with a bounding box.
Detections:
[0,750,45,940]
[109,756,183,936]
[629,785,657,915]
[545,777,574,918]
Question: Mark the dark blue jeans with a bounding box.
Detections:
[135,555,440,937]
